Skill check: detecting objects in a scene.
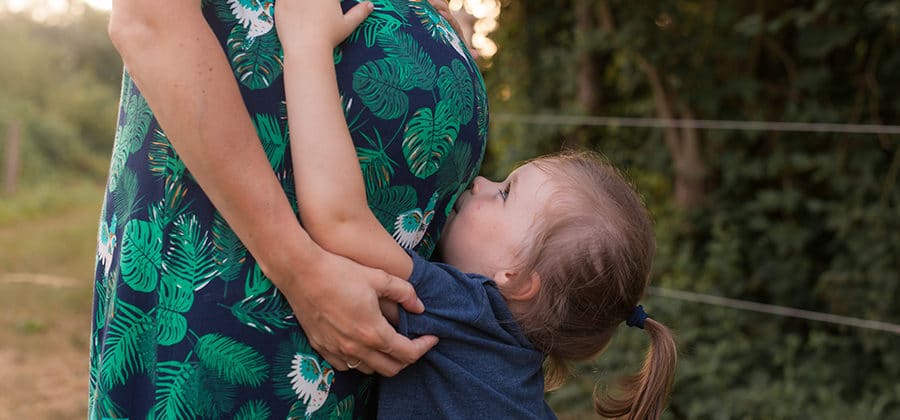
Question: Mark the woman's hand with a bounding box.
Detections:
[271,238,437,376]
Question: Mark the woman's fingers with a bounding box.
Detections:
[351,331,439,376]
[374,271,425,314]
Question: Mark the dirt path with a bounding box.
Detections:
[0,276,93,419]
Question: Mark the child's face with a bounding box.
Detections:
[441,162,557,279]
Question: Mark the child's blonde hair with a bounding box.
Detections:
[504,150,677,419]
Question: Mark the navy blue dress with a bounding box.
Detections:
[88,1,487,418]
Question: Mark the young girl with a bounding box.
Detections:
[276,1,677,418]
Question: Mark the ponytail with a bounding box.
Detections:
[594,318,677,419]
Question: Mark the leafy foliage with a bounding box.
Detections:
[487,0,900,418]
[0,9,120,186]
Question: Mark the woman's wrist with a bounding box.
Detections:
[252,222,324,291]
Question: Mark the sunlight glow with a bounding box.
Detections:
[449,0,500,58]
[84,0,109,10]
[1,0,110,22]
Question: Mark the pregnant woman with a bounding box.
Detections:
[89,0,487,417]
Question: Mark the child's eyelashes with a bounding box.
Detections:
[499,183,511,201]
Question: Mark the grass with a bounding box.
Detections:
[0,180,104,420]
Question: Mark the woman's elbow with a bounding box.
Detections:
[108,10,154,57]
[108,5,182,58]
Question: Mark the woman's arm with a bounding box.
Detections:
[278,1,414,282]
[107,0,434,375]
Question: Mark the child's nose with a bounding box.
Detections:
[471,176,490,194]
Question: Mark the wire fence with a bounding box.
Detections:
[492,113,900,136]
[491,113,899,335]
[648,287,900,335]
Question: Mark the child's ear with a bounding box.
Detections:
[493,270,541,302]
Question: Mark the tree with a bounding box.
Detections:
[0,9,120,187]
[484,1,900,417]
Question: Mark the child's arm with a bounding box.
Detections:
[277,1,413,281]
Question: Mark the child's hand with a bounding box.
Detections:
[428,0,463,39]
[276,0,374,49]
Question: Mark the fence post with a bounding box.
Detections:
[4,120,21,195]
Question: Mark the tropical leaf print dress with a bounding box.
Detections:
[88,1,487,418]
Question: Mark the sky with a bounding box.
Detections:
[2,0,110,20]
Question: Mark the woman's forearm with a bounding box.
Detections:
[108,2,319,285]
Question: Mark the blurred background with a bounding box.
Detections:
[0,0,897,418]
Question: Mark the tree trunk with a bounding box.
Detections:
[4,121,21,196]
[635,56,706,210]
[567,0,602,149]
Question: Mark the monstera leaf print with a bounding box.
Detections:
[403,100,459,179]
[120,219,163,293]
[196,333,269,387]
[377,30,437,90]
[474,70,490,141]
[154,361,197,420]
[165,214,218,291]
[368,185,418,231]
[350,1,407,47]
[435,141,473,216]
[353,58,416,120]
[101,299,155,387]
[438,60,475,125]
[226,23,282,90]
[156,307,188,346]
[156,273,194,345]
[234,400,272,420]
[357,129,399,193]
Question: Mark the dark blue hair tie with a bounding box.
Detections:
[626,305,649,329]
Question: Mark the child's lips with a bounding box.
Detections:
[453,192,469,212]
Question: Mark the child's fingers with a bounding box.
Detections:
[428,0,450,14]
[341,1,375,38]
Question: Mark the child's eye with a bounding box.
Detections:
[499,183,511,201]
